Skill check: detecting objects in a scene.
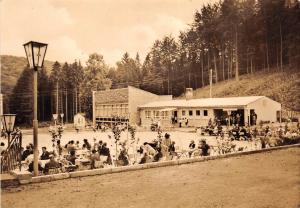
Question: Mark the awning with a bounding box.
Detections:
[158,108,177,112]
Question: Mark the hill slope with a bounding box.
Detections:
[187,69,300,112]
[1,55,55,95]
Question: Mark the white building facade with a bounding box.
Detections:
[138,96,282,128]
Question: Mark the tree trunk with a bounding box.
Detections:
[250,56,253,74]
[280,22,283,71]
[246,50,249,74]
[266,37,270,72]
[222,51,225,81]
[75,88,78,114]
[201,53,204,87]
[65,89,68,123]
[213,53,218,83]
[235,27,239,81]
[56,81,59,114]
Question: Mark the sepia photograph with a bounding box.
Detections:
[0,0,299,207]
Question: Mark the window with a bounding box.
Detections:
[204,110,208,116]
[182,110,186,116]
[154,111,160,119]
[145,110,151,119]
[189,110,193,116]
[196,110,201,116]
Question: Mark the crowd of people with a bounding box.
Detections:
[15,121,300,176]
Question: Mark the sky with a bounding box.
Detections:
[0,0,215,66]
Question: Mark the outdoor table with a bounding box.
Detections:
[39,159,50,168]
[75,158,91,170]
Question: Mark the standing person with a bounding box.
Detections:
[185,118,189,127]
[97,140,103,154]
[161,133,172,159]
[236,113,241,126]
[56,140,63,156]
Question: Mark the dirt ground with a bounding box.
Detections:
[1,147,299,208]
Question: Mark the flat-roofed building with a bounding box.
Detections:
[92,86,172,126]
[138,96,282,127]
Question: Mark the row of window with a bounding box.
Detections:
[182,110,208,117]
[144,109,209,119]
[95,104,128,116]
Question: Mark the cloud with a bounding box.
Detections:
[0,0,82,64]
[47,36,89,64]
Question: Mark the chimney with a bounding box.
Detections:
[185,88,193,100]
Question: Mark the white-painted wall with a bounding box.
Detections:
[247,97,281,123]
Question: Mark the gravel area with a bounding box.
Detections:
[1,147,299,208]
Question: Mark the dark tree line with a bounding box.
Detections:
[9,0,300,125]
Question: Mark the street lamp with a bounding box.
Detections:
[1,114,16,144]
[23,41,48,176]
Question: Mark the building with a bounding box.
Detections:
[138,96,282,127]
[92,86,172,126]
[74,113,86,129]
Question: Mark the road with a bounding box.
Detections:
[1,147,299,208]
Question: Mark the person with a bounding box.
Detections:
[188,140,196,157]
[67,140,76,153]
[83,139,91,150]
[97,140,103,154]
[199,140,210,156]
[56,140,62,156]
[66,150,77,165]
[185,118,189,127]
[168,141,177,159]
[118,146,129,166]
[44,155,60,174]
[22,145,32,161]
[161,133,172,158]
[143,142,157,157]
[40,147,50,160]
[100,143,112,165]
[90,150,101,169]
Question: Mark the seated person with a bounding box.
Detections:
[26,154,43,173]
[100,143,112,165]
[199,140,210,156]
[44,155,60,174]
[90,150,101,169]
[67,140,76,153]
[139,153,151,164]
[66,150,77,165]
[143,142,157,157]
[22,145,32,161]
[168,141,177,159]
[188,140,196,157]
[40,147,50,160]
[83,139,91,150]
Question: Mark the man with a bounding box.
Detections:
[100,143,112,165]
[199,140,210,156]
[168,141,177,159]
[188,140,196,157]
[22,145,32,161]
[44,155,60,174]
[90,150,101,169]
[40,147,50,160]
[161,133,172,158]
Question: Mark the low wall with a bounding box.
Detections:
[16,144,300,185]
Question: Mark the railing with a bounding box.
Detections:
[0,131,22,173]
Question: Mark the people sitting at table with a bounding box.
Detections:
[44,155,60,174]
[83,139,91,150]
[66,150,77,165]
[26,154,43,173]
[40,147,50,160]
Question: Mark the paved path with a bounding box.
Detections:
[1,147,299,208]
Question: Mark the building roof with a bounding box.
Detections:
[138,96,266,108]
[94,88,129,104]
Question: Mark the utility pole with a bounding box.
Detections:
[56,81,59,114]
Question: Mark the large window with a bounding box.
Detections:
[204,110,208,116]
[189,110,193,116]
[145,110,151,119]
[182,110,186,116]
[196,110,201,116]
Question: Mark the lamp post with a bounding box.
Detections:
[1,114,16,145]
[23,41,48,176]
